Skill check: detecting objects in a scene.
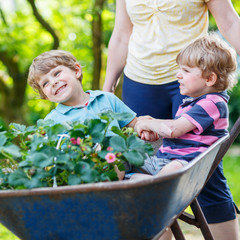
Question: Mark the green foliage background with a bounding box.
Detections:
[0,0,239,129]
[0,0,239,238]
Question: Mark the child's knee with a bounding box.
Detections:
[129,173,153,180]
[158,161,185,176]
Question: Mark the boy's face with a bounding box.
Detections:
[176,65,210,98]
[38,64,83,106]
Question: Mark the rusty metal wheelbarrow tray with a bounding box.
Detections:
[0,135,228,240]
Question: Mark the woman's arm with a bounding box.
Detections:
[207,0,240,55]
[102,0,133,92]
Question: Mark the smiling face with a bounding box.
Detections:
[176,65,213,98]
[38,64,85,106]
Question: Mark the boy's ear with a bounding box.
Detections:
[75,64,82,79]
[206,72,217,87]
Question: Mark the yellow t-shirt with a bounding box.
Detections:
[124,0,210,85]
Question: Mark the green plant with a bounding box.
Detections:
[0,111,153,190]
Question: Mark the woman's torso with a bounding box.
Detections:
[124,0,210,85]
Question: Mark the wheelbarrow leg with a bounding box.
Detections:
[171,220,186,240]
[190,198,214,240]
[151,222,186,240]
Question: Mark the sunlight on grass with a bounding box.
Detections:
[0,225,19,240]
[223,145,240,206]
[0,146,239,239]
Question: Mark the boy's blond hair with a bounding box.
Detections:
[176,33,237,91]
[28,50,83,99]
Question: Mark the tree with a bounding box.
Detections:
[92,0,106,90]
[0,0,111,124]
[0,0,59,124]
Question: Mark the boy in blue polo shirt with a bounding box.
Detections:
[27,50,157,179]
[27,50,137,130]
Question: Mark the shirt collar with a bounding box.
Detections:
[181,91,229,107]
[55,90,105,114]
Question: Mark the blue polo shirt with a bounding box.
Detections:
[44,90,136,130]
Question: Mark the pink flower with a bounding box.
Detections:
[107,146,113,151]
[70,138,77,145]
[76,137,81,145]
[105,153,116,163]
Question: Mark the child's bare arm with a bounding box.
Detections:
[127,117,159,141]
[135,116,196,138]
[126,117,138,128]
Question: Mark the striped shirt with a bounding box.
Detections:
[156,92,229,162]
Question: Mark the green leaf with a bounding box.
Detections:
[123,150,144,167]
[8,169,29,186]
[27,152,54,168]
[109,136,127,151]
[117,162,126,172]
[0,133,7,147]
[81,169,99,182]
[72,122,87,130]
[110,126,126,138]
[97,150,108,159]
[70,130,85,139]
[9,123,26,135]
[127,135,145,151]
[25,125,38,133]
[19,159,32,168]
[46,124,67,141]
[55,154,70,165]
[99,173,111,182]
[105,111,133,121]
[144,143,154,156]
[75,162,99,183]
[37,119,55,127]
[74,162,90,174]
[99,114,110,122]
[25,175,48,189]
[1,145,21,158]
[30,135,48,151]
[104,169,118,181]
[87,119,106,135]
[91,132,104,143]
[68,174,82,185]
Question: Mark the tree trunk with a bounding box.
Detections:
[92,0,105,90]
[0,0,59,125]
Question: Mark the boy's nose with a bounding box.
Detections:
[176,72,182,79]
[51,78,59,86]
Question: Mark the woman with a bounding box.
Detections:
[103,0,240,239]
[103,0,240,118]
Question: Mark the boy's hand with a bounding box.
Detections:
[140,130,159,141]
[134,116,158,141]
[134,117,154,135]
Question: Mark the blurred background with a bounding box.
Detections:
[0,0,239,128]
[0,0,239,239]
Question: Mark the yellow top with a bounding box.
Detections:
[124,0,210,85]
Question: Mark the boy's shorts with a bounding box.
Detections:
[139,155,188,176]
[125,155,188,178]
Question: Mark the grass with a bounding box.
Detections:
[0,146,239,239]
[222,145,240,206]
[0,225,19,240]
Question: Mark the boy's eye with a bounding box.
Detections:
[42,81,48,88]
[54,71,61,77]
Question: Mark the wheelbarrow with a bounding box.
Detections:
[0,134,229,240]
